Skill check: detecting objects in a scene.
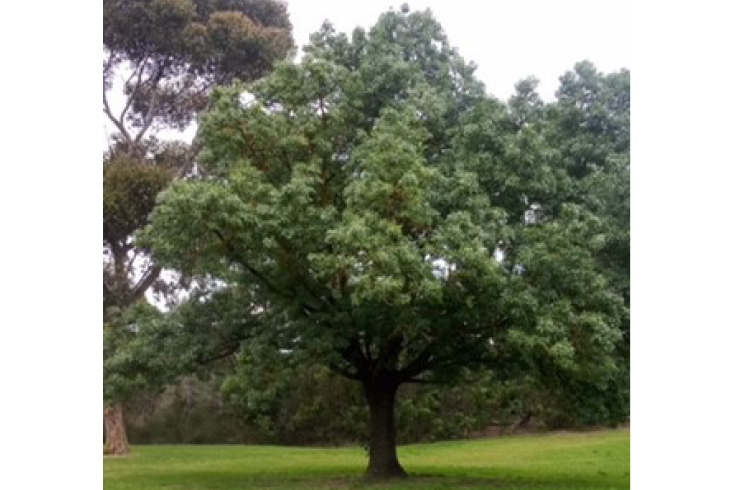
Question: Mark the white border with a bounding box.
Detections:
[632,1,735,489]
[1,1,101,489]
[3,1,734,489]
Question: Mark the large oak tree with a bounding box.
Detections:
[142,7,628,478]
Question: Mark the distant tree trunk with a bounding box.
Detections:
[104,403,130,455]
[363,379,407,479]
[512,411,533,432]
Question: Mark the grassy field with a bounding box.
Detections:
[104,429,629,490]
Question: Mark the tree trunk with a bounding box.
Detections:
[512,411,533,432]
[103,403,130,455]
[363,380,407,479]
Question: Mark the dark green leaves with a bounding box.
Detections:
[141,8,629,424]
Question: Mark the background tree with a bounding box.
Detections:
[545,61,630,427]
[457,64,630,428]
[103,0,293,455]
[142,7,628,478]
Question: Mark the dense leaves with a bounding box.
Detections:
[143,10,508,389]
[139,7,629,476]
[104,158,173,245]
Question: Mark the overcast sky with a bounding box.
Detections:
[286,0,630,101]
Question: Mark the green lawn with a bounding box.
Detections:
[104,429,629,490]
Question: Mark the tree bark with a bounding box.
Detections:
[363,380,407,479]
[103,403,130,455]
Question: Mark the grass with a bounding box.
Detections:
[104,429,629,490]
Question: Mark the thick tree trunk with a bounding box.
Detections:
[363,380,407,479]
[103,403,130,455]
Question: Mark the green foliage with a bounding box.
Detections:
[124,375,254,444]
[219,349,625,445]
[146,5,626,394]
[103,157,173,245]
[124,360,625,445]
[140,8,629,444]
[104,302,169,402]
[103,0,294,411]
[104,0,294,133]
[222,360,367,444]
[104,285,261,403]
[143,8,502,386]
[104,430,631,490]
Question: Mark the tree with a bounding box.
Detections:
[142,7,628,478]
[547,61,630,306]
[543,61,630,426]
[460,64,630,429]
[103,0,293,455]
[103,159,174,455]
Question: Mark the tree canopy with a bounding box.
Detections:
[138,7,628,478]
[103,0,294,150]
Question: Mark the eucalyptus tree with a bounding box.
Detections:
[102,0,293,454]
[143,7,628,478]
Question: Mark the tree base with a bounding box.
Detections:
[365,470,408,480]
[363,378,407,480]
[365,461,408,480]
[104,403,130,456]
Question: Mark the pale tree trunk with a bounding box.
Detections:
[363,380,407,479]
[103,403,130,455]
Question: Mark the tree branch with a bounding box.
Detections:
[376,335,403,371]
[133,61,168,146]
[273,235,335,311]
[103,88,132,144]
[211,229,321,314]
[399,346,434,382]
[194,337,251,366]
[341,337,371,376]
[131,264,162,301]
[120,57,149,125]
